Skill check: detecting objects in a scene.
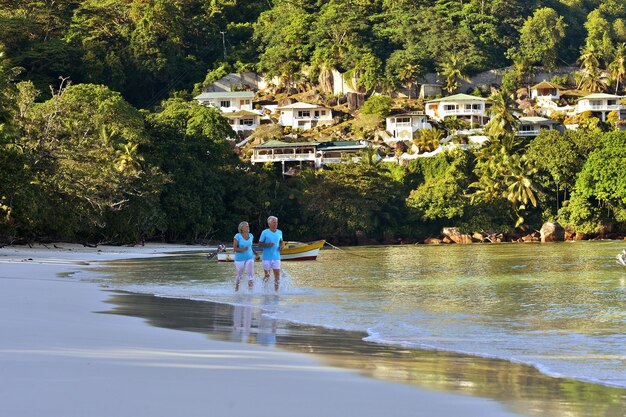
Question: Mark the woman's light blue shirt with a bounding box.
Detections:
[234,233,254,262]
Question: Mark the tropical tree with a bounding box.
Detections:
[609,42,626,93]
[413,128,444,154]
[16,83,164,239]
[558,131,626,234]
[509,7,566,71]
[470,144,539,228]
[483,89,519,145]
[439,52,470,93]
[299,160,403,242]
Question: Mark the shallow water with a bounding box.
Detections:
[87,240,626,414]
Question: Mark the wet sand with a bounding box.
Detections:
[0,244,622,417]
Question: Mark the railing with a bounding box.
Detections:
[252,153,316,163]
[516,129,540,137]
[440,109,485,116]
[577,103,621,111]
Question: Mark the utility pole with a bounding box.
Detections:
[220,31,226,60]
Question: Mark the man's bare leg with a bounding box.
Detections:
[273,268,280,291]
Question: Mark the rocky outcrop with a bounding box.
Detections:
[442,227,474,244]
[540,222,565,242]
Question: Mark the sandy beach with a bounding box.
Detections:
[0,244,555,417]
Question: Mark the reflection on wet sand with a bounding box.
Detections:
[103,291,626,417]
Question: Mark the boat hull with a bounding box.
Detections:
[215,240,324,262]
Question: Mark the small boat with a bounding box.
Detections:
[214,240,325,262]
[617,250,626,266]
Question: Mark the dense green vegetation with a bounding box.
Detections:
[1,0,625,244]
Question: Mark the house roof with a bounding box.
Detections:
[194,91,255,100]
[317,141,369,151]
[519,116,559,124]
[577,93,623,101]
[222,110,260,118]
[426,93,488,103]
[531,80,563,90]
[386,112,427,119]
[254,140,318,149]
[276,102,328,110]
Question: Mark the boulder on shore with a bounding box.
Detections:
[540,222,565,242]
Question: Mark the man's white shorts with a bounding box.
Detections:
[262,259,281,271]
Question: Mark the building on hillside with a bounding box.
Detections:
[573,93,623,121]
[530,81,562,102]
[419,84,442,99]
[194,91,255,113]
[201,72,268,93]
[223,110,262,138]
[315,141,370,166]
[424,93,491,127]
[277,102,333,130]
[250,140,371,174]
[385,112,432,142]
[516,116,560,137]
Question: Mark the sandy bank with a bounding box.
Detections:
[0,244,526,417]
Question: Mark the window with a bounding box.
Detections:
[608,100,617,106]
[220,100,231,108]
[314,111,320,117]
[443,104,457,111]
[240,99,250,106]
[396,117,410,124]
[321,110,326,116]
[465,104,481,110]
[240,119,254,126]
[228,119,235,125]
[298,110,311,118]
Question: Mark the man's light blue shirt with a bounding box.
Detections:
[259,229,283,261]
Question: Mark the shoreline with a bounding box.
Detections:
[0,243,622,417]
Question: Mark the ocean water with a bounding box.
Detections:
[88,240,626,389]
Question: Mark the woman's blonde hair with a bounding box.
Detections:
[238,221,249,233]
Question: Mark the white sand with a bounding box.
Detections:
[0,244,526,417]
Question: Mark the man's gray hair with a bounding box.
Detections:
[237,221,249,233]
[267,216,278,225]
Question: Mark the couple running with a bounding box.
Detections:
[232,216,284,292]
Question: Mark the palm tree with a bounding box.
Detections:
[413,128,444,153]
[609,43,626,94]
[439,53,470,93]
[578,67,610,92]
[483,89,519,143]
[578,43,609,92]
[578,43,600,73]
[398,62,421,99]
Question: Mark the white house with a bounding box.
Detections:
[573,93,623,121]
[277,102,333,130]
[530,80,562,102]
[223,110,261,138]
[194,91,255,113]
[251,140,371,174]
[424,93,491,127]
[516,116,559,137]
[385,112,432,141]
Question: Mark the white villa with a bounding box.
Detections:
[530,81,562,102]
[425,93,491,127]
[277,102,333,130]
[194,91,255,113]
[516,116,559,137]
[223,110,261,137]
[251,140,370,173]
[573,93,623,121]
[385,112,431,141]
